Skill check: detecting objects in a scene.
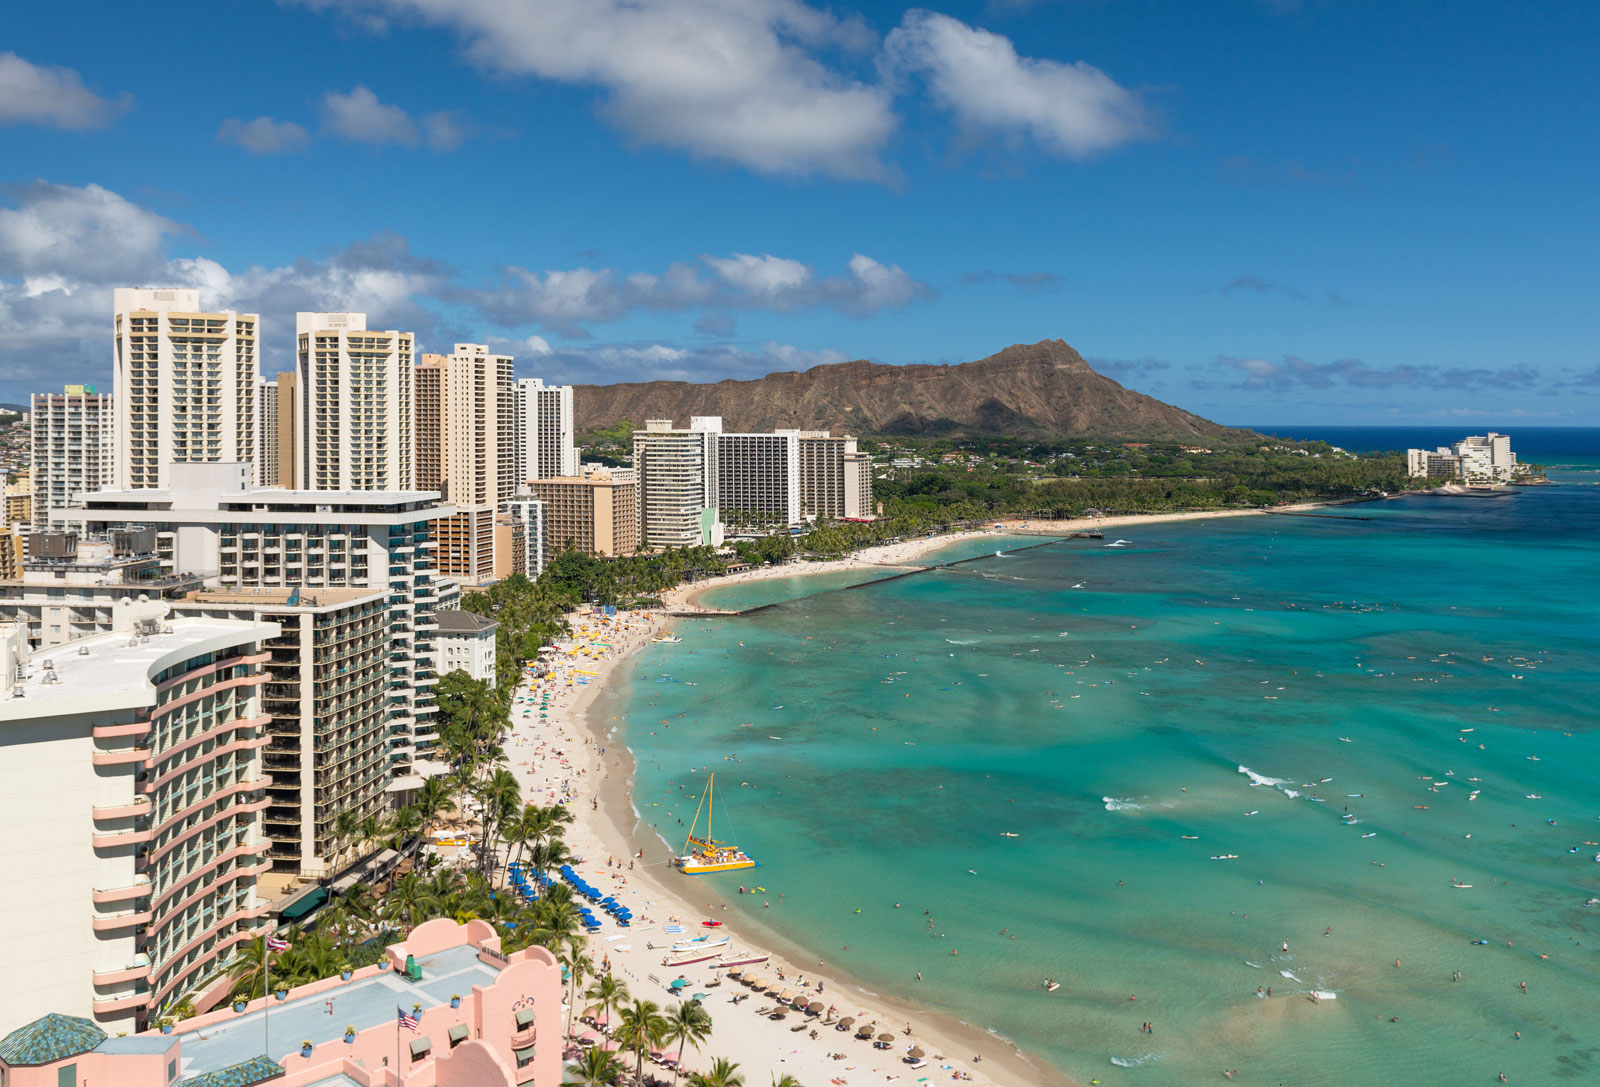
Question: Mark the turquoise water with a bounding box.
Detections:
[616,476,1600,1085]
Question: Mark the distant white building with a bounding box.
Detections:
[514,377,577,482]
[433,608,497,686]
[1406,431,1519,481]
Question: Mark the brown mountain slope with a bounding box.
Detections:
[573,339,1232,440]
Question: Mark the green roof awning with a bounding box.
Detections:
[0,1013,107,1066]
[278,887,329,922]
[514,1045,536,1063]
[514,1006,537,1028]
[448,1024,469,1043]
[409,1037,432,1057]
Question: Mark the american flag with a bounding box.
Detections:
[265,935,289,952]
[397,1007,420,1032]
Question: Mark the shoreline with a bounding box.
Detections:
[665,503,1334,610]
[507,610,1065,1086]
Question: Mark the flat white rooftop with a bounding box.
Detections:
[0,618,278,719]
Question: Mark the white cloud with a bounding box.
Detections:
[705,253,812,298]
[533,339,851,385]
[0,52,132,130]
[0,182,180,282]
[883,10,1152,158]
[294,0,895,179]
[319,86,470,151]
[217,116,313,154]
[474,252,927,332]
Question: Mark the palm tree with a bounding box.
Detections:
[583,973,628,1031]
[558,936,591,1041]
[688,1058,744,1087]
[332,808,361,863]
[562,1046,624,1087]
[615,998,668,1080]
[386,872,440,931]
[661,999,713,1085]
[415,776,457,835]
[225,934,273,1001]
[770,1077,803,1087]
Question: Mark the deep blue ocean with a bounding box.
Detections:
[605,432,1600,1086]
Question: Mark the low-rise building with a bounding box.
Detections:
[434,608,498,685]
[524,473,637,558]
[0,602,278,1035]
[0,918,562,1087]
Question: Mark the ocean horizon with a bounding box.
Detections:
[610,451,1600,1085]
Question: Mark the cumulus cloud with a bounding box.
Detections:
[296,0,894,179]
[319,86,471,151]
[1087,356,1171,387]
[0,52,132,130]
[0,181,181,282]
[1204,354,1543,394]
[882,10,1152,157]
[217,116,313,154]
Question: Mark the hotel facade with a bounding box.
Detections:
[0,601,278,1034]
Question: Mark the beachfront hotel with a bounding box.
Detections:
[781,429,875,521]
[522,472,638,558]
[58,462,457,788]
[716,429,800,532]
[632,417,723,549]
[496,496,546,579]
[30,384,114,524]
[0,919,562,1087]
[112,289,260,491]
[0,599,278,1034]
[295,312,415,493]
[174,587,393,882]
[415,345,517,586]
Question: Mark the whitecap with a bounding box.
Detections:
[1110,1054,1158,1068]
[1280,970,1302,982]
[945,639,978,645]
[1103,796,1147,811]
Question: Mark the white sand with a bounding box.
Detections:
[503,608,1059,1087]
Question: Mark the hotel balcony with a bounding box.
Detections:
[91,907,153,932]
[92,953,152,985]
[93,826,154,849]
[94,796,153,821]
[93,746,152,767]
[92,875,153,905]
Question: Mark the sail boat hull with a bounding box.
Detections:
[677,855,758,874]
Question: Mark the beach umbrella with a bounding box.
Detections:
[877,1033,895,1043]
[807,1001,824,1014]
[725,970,743,980]
[778,990,795,1003]
[836,1017,855,1029]
[855,1025,874,1038]
[908,1047,926,1059]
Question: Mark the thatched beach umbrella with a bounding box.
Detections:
[855,1025,874,1038]
[806,1001,824,1014]
[836,1016,855,1029]
[877,1033,894,1043]
[908,1047,926,1059]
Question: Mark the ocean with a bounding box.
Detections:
[608,443,1600,1086]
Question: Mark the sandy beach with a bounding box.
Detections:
[505,608,1061,1087]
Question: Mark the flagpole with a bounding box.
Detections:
[395,1013,402,1087]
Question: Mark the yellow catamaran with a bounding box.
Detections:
[674,773,758,874]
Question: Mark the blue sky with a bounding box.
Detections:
[1,0,1595,425]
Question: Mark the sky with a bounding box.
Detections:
[1,0,1596,426]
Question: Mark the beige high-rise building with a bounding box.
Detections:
[526,474,638,558]
[295,312,413,492]
[415,344,515,585]
[275,371,299,489]
[257,376,278,486]
[112,289,259,490]
[31,385,114,522]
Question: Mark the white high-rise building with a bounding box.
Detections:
[514,377,577,483]
[112,289,260,490]
[30,384,114,522]
[256,375,278,486]
[295,312,415,492]
[632,418,721,550]
[0,603,278,1034]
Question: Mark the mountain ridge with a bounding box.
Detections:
[573,339,1235,440]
